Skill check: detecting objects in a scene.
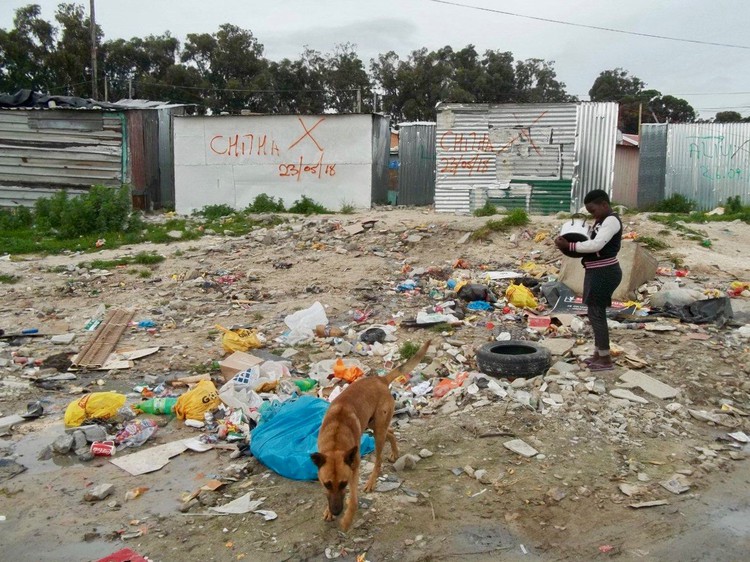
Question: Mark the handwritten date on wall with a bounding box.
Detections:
[688,135,749,182]
[208,117,335,180]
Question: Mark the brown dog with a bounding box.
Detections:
[311,340,431,531]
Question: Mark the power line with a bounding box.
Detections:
[426,0,750,50]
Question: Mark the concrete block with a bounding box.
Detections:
[557,240,658,301]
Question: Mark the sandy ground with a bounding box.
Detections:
[0,207,748,562]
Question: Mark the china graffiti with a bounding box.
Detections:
[438,110,554,176]
[207,117,334,181]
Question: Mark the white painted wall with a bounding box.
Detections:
[174,114,374,213]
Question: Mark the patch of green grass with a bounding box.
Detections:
[288,195,329,215]
[428,322,455,333]
[649,215,707,239]
[246,194,286,213]
[138,269,152,278]
[0,274,19,284]
[340,202,356,214]
[81,251,165,270]
[638,236,670,251]
[197,204,234,221]
[132,252,165,265]
[399,340,421,360]
[724,196,743,214]
[473,202,498,217]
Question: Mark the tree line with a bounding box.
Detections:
[2,3,731,132]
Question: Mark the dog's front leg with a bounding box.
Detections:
[339,464,359,531]
[323,506,334,521]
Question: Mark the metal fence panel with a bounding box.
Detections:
[398,122,436,205]
[638,124,668,208]
[573,102,619,211]
[665,122,750,210]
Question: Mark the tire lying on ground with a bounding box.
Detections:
[475,340,551,379]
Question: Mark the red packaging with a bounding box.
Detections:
[90,440,117,457]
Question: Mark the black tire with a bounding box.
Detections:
[475,340,551,379]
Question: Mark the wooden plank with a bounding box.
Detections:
[72,309,135,368]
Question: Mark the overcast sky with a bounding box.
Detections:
[2,0,749,119]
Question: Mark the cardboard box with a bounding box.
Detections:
[219,351,263,381]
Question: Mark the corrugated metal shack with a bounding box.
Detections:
[639,122,750,210]
[434,102,618,214]
[0,92,189,209]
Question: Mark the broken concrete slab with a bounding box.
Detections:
[558,240,658,301]
[540,338,576,356]
[503,438,539,458]
[660,475,690,495]
[84,483,114,501]
[619,370,679,400]
[609,388,649,404]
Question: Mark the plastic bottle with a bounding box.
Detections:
[134,397,177,415]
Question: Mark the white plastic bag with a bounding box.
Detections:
[283,301,328,344]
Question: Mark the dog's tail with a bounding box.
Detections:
[385,339,431,384]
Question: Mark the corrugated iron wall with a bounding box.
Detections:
[665,123,750,210]
[370,114,391,205]
[638,124,668,208]
[398,122,436,206]
[612,145,640,208]
[0,109,124,207]
[573,102,619,210]
[127,110,160,209]
[434,102,617,214]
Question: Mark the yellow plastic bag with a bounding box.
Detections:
[215,324,262,353]
[506,283,538,309]
[64,392,127,427]
[174,380,221,421]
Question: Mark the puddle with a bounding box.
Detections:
[3,417,81,475]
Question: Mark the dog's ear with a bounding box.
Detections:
[310,452,326,468]
[344,446,358,467]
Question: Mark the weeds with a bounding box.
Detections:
[503,209,530,226]
[471,209,529,241]
[35,185,133,238]
[638,236,670,251]
[652,194,696,213]
[0,274,19,284]
[665,252,686,268]
[81,252,165,270]
[399,340,421,360]
[246,194,285,213]
[340,202,356,214]
[473,202,498,217]
[197,204,234,220]
[289,196,329,215]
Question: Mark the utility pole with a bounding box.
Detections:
[103,75,108,102]
[356,88,361,113]
[128,78,133,99]
[89,0,97,99]
[638,102,643,135]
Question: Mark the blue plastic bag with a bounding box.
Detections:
[249,395,375,481]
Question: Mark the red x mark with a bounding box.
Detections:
[288,117,325,151]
